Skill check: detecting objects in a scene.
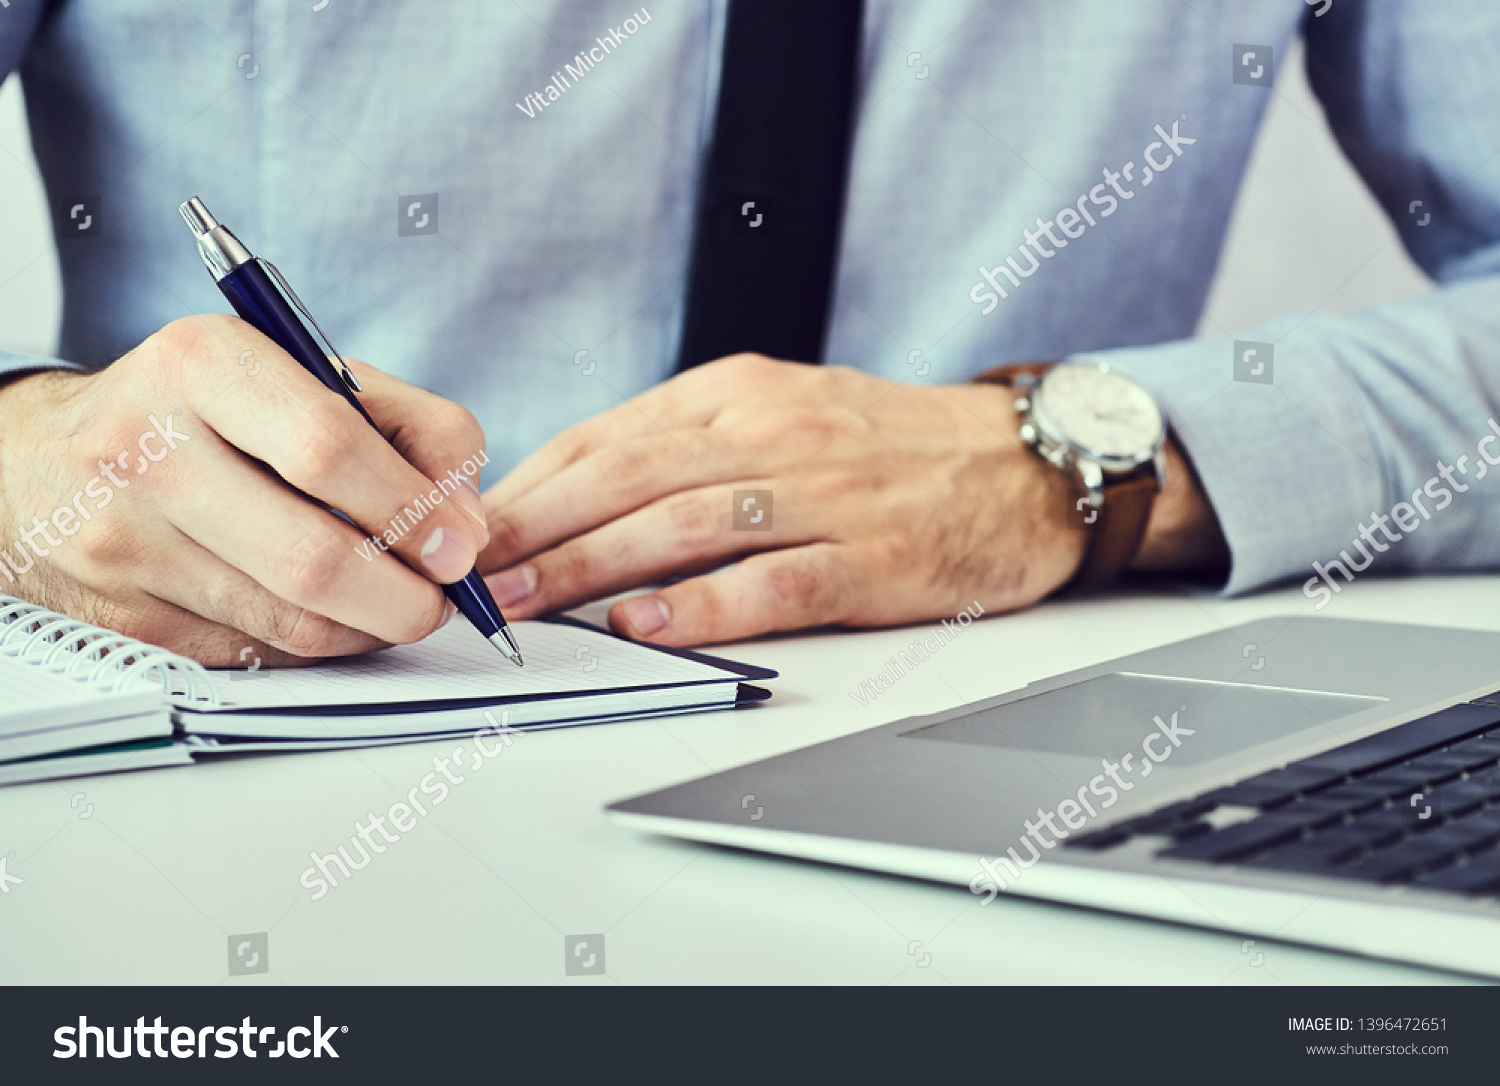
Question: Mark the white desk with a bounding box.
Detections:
[3,576,1497,985]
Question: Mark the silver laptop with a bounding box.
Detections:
[607,617,1500,978]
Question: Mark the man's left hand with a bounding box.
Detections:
[477,354,1095,645]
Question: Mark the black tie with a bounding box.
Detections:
[674,0,864,371]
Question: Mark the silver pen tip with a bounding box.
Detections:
[179,196,217,238]
[489,631,525,667]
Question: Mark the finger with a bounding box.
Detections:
[483,482,820,617]
[346,358,491,534]
[88,591,321,670]
[138,523,387,659]
[187,323,485,578]
[479,427,749,572]
[607,543,855,645]
[483,354,766,509]
[158,430,448,647]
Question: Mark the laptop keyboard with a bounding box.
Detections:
[1065,700,1500,898]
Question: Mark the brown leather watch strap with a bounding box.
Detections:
[973,361,1055,387]
[1071,472,1157,588]
[972,360,1159,589]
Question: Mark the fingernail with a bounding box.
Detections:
[418,526,469,581]
[488,564,536,607]
[450,482,489,534]
[622,596,670,637]
[440,600,457,628]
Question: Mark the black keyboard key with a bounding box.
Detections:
[1450,735,1500,761]
[1409,749,1492,777]
[1337,840,1448,884]
[1270,796,1359,831]
[1422,820,1500,856]
[1429,781,1492,820]
[1242,825,1377,873]
[1112,797,1218,836]
[1158,811,1313,864]
[1066,797,1217,849]
[1315,778,1409,807]
[1339,820,1500,884]
[1449,806,1500,836]
[1198,765,1344,810]
[1349,806,1426,837]
[1466,765,1500,793]
[1326,816,1406,853]
[1364,764,1456,790]
[1294,704,1500,776]
[1412,852,1500,895]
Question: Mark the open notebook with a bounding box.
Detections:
[0,594,774,784]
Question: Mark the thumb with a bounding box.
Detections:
[608,544,853,645]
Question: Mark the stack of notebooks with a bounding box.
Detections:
[0,594,775,785]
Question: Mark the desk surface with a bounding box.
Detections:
[4,576,1497,985]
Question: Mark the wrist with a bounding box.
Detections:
[1130,436,1229,574]
[976,359,1165,590]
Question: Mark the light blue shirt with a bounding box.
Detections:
[3,0,1499,599]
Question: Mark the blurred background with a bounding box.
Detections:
[0,38,1433,363]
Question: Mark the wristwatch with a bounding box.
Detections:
[976,360,1166,589]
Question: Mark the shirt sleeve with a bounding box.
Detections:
[0,0,73,384]
[0,348,85,383]
[1067,1,1500,597]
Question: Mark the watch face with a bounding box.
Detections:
[1035,364,1163,461]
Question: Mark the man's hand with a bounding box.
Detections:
[478,354,1224,646]
[0,314,489,665]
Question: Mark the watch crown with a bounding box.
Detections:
[1019,422,1037,444]
[1014,397,1030,413]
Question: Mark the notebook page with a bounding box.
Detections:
[205,620,738,711]
[0,656,114,708]
[0,656,165,738]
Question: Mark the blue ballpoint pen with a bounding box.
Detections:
[178,196,524,667]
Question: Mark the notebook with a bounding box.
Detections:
[0,594,774,784]
[0,596,210,783]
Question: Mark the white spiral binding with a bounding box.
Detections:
[0,595,219,706]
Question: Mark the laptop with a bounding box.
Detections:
[607,616,1500,978]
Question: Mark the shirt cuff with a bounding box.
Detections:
[0,349,85,384]
[1066,326,1383,597]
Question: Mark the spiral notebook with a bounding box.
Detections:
[0,597,214,784]
[0,595,774,784]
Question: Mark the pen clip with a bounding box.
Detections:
[255,257,364,394]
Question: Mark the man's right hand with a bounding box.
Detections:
[0,314,490,666]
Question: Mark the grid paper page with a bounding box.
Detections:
[206,620,738,710]
[0,656,117,711]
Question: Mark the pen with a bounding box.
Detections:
[177,196,524,667]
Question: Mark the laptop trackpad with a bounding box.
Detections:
[903,672,1385,767]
